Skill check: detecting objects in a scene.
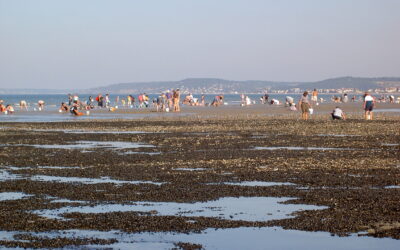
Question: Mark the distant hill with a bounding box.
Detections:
[0,89,69,95]
[296,77,400,90]
[82,77,400,94]
[82,78,291,94]
[1,77,399,95]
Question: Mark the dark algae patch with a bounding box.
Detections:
[0,116,399,248]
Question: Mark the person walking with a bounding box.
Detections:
[363,92,375,120]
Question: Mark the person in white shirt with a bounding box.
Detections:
[331,106,346,120]
[363,92,375,120]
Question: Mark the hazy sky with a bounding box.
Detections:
[1,0,399,89]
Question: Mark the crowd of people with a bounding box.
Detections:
[0,101,15,114]
[0,90,397,120]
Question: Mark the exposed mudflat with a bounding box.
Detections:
[0,108,399,249]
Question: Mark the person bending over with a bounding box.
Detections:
[331,106,346,120]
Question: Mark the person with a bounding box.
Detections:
[5,105,14,114]
[115,96,119,106]
[138,94,144,108]
[0,103,6,113]
[311,89,318,104]
[363,92,375,120]
[105,94,111,108]
[166,90,173,109]
[143,93,149,107]
[20,100,28,110]
[127,95,132,106]
[156,93,164,111]
[263,94,269,104]
[342,93,349,103]
[38,100,45,110]
[173,89,180,112]
[182,94,191,105]
[70,101,84,116]
[389,95,395,103]
[241,94,245,106]
[96,94,103,107]
[298,91,312,120]
[286,96,294,106]
[126,95,135,108]
[68,94,73,106]
[212,95,222,107]
[286,96,296,110]
[245,96,251,106]
[331,106,346,120]
[60,102,69,112]
[270,99,280,105]
[86,96,94,109]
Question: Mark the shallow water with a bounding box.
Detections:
[31,129,153,134]
[6,166,81,170]
[0,170,24,182]
[30,175,164,186]
[0,227,398,250]
[174,168,208,171]
[0,169,164,186]
[25,141,155,150]
[0,110,192,123]
[0,192,32,201]
[34,196,325,221]
[316,134,360,137]
[374,108,400,113]
[253,146,352,151]
[381,143,399,146]
[48,198,88,204]
[117,151,161,156]
[222,181,295,187]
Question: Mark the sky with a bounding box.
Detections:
[0,0,399,89]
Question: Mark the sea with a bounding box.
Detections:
[0,93,376,108]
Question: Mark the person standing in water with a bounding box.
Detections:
[68,94,73,106]
[298,91,312,120]
[166,90,173,109]
[363,92,375,120]
[19,100,28,110]
[38,100,45,111]
[173,89,181,112]
[311,89,318,104]
[105,94,111,108]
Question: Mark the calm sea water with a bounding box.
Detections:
[0,93,372,107]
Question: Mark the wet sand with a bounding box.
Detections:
[0,103,399,249]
